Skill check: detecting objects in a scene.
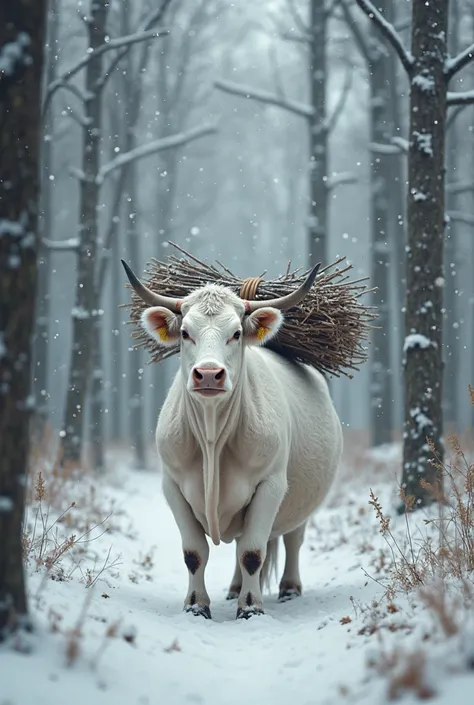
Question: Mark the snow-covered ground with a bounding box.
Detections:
[2,445,474,705]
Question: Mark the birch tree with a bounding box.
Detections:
[0,0,46,637]
[354,0,474,507]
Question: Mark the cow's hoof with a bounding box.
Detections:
[226,586,241,601]
[278,588,301,603]
[184,604,212,619]
[236,606,264,620]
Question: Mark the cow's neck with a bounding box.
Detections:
[183,366,245,547]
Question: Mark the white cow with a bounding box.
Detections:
[122,260,343,619]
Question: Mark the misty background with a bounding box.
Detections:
[37,0,474,463]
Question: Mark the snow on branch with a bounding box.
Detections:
[370,136,408,155]
[445,42,474,81]
[354,0,414,75]
[214,79,313,119]
[97,123,218,184]
[43,28,169,115]
[326,172,357,190]
[447,90,474,106]
[447,210,474,227]
[42,237,79,251]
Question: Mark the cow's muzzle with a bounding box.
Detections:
[192,366,227,396]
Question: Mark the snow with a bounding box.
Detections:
[0,33,31,76]
[0,218,24,237]
[2,449,474,704]
[413,131,433,157]
[412,74,435,93]
[403,333,432,352]
[0,495,13,512]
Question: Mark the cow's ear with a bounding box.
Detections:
[141,307,180,346]
[243,307,284,346]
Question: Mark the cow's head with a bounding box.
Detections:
[122,260,319,403]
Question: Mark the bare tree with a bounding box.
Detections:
[215,0,353,267]
[354,0,474,507]
[0,0,46,637]
[338,0,402,446]
[52,0,217,468]
[32,0,61,438]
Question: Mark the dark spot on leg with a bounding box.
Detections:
[189,590,196,606]
[246,591,253,607]
[242,550,262,576]
[184,550,200,575]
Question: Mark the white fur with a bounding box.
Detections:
[141,283,343,616]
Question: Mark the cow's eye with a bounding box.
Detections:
[233,330,241,340]
[181,330,190,340]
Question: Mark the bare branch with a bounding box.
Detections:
[447,210,474,227]
[337,0,370,63]
[445,42,474,81]
[281,29,311,44]
[391,136,409,153]
[214,78,313,119]
[447,90,474,106]
[97,123,218,184]
[446,104,466,130]
[286,0,309,34]
[326,64,353,134]
[354,0,414,75]
[370,136,408,155]
[42,237,79,251]
[99,0,174,91]
[43,28,169,115]
[326,172,357,190]
[446,182,474,196]
[68,166,87,181]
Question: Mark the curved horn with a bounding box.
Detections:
[244,263,321,313]
[121,260,182,313]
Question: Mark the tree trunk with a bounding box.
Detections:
[443,0,460,431]
[61,0,109,467]
[368,5,393,446]
[401,0,447,506]
[32,0,60,440]
[0,0,46,636]
[308,0,328,266]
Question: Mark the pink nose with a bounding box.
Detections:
[192,367,226,390]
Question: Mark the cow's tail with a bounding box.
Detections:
[260,537,279,593]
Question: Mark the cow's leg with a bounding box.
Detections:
[236,474,287,619]
[278,523,306,602]
[226,543,242,600]
[162,474,211,619]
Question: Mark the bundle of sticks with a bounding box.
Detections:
[124,243,377,378]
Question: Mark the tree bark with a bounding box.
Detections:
[308,0,328,266]
[402,0,447,506]
[368,2,393,446]
[0,0,46,636]
[61,0,109,467]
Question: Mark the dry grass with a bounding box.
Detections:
[124,242,377,378]
[24,428,124,587]
[361,389,474,699]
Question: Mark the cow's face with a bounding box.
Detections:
[141,285,283,401]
